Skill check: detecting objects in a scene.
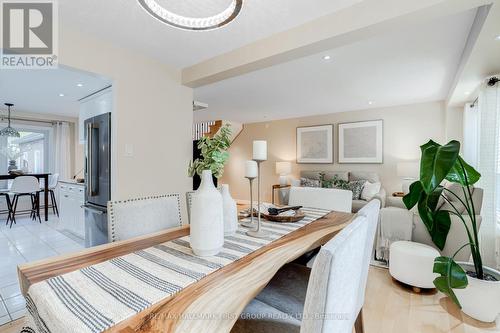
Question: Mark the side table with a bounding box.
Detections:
[272,184,291,205]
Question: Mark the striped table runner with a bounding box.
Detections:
[25,207,330,333]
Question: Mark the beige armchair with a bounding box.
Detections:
[412,183,483,262]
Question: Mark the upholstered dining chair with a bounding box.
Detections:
[232,209,378,333]
[186,191,195,224]
[289,186,354,267]
[107,194,182,242]
[353,199,381,332]
[288,186,352,213]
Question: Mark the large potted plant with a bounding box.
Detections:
[404,140,500,322]
[188,124,232,256]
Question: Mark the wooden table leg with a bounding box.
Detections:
[44,175,49,221]
[355,308,364,333]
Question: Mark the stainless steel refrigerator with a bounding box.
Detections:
[83,112,111,247]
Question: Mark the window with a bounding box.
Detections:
[0,125,51,176]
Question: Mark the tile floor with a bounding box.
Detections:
[0,214,85,326]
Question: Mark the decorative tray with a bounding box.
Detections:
[261,210,305,223]
[238,206,305,223]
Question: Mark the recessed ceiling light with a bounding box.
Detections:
[495,35,500,41]
[368,101,374,105]
[59,93,65,97]
[464,91,471,95]
[323,55,331,61]
[77,83,83,87]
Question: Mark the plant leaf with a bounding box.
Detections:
[417,192,451,250]
[403,181,423,209]
[433,256,468,308]
[446,156,481,186]
[420,140,460,194]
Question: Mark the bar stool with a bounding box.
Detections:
[8,176,41,228]
[39,173,59,217]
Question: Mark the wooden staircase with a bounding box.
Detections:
[192,120,223,141]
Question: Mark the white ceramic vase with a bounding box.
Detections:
[220,184,238,236]
[455,262,500,323]
[190,170,224,257]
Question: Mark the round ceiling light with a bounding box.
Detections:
[138,0,243,31]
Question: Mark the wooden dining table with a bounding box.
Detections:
[18,208,354,333]
[0,173,50,221]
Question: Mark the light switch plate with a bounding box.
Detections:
[124,144,134,157]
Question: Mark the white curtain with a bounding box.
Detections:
[463,103,479,169]
[53,122,71,180]
[476,81,500,269]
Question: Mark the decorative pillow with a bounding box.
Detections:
[300,177,321,188]
[320,173,349,190]
[361,181,381,201]
[346,180,366,200]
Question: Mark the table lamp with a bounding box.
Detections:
[397,161,420,194]
[275,162,292,186]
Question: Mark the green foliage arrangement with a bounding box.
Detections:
[403,140,482,307]
[188,124,232,179]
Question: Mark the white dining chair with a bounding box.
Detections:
[0,187,11,226]
[288,186,352,213]
[232,211,378,333]
[8,176,41,227]
[39,173,59,217]
[107,194,182,242]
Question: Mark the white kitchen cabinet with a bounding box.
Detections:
[79,87,113,143]
[59,182,85,239]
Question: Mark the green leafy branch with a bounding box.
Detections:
[188,124,232,179]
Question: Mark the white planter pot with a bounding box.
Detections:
[220,184,238,236]
[190,170,224,257]
[455,262,500,323]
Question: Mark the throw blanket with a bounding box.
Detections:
[375,207,414,262]
[23,207,331,333]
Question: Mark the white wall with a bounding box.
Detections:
[220,101,449,202]
[59,28,193,220]
[445,106,464,144]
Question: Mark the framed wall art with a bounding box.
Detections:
[296,124,334,164]
[338,120,383,164]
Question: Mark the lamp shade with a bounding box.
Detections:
[397,161,419,178]
[275,162,292,176]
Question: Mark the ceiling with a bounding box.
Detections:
[58,0,363,69]
[0,67,111,117]
[448,3,500,106]
[193,9,477,123]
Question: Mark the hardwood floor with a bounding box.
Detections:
[2,266,498,333]
[364,267,498,333]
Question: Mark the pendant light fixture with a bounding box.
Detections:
[0,103,21,138]
[137,0,243,31]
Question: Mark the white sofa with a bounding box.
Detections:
[290,171,386,213]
